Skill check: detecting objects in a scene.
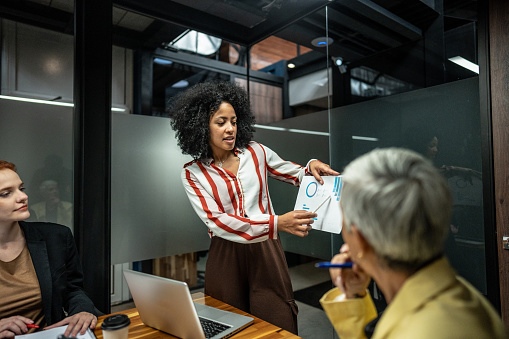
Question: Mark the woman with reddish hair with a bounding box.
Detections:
[0,160,97,338]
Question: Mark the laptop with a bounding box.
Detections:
[123,269,254,339]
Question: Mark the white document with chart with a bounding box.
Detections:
[294,176,342,234]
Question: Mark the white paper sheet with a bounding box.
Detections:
[294,176,343,234]
[16,326,96,339]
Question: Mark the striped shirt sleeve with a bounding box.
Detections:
[261,143,309,186]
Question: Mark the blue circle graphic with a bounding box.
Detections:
[306,182,318,197]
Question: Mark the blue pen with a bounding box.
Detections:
[314,261,353,269]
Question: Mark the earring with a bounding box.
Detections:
[356,252,364,260]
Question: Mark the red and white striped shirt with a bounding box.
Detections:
[181,141,312,243]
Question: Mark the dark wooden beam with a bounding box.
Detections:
[486,0,509,323]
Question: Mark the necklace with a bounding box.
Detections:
[216,154,230,168]
[215,153,239,167]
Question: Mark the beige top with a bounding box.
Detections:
[0,245,46,332]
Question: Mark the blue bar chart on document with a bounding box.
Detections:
[294,176,343,233]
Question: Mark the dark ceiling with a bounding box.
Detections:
[1,0,478,106]
[1,0,477,64]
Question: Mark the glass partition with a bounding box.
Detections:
[111,112,211,264]
[329,77,485,293]
[0,99,74,231]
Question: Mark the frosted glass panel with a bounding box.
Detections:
[329,77,486,292]
[111,113,210,264]
[0,99,74,231]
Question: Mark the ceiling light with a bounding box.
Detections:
[287,63,296,69]
[254,124,329,136]
[171,80,189,88]
[332,56,343,66]
[154,58,173,65]
[0,95,127,112]
[167,30,221,55]
[0,95,73,107]
[352,136,379,141]
[448,56,479,74]
[311,37,333,47]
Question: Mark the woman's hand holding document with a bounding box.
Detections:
[294,176,343,233]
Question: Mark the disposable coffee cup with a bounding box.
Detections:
[101,314,130,339]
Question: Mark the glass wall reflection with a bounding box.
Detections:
[329,77,485,293]
[0,20,75,231]
[0,99,74,231]
[152,60,230,117]
[111,112,211,264]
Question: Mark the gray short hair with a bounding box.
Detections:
[341,148,452,271]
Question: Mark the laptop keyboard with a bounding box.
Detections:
[199,317,231,338]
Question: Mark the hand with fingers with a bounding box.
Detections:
[0,316,35,338]
[329,244,371,299]
[277,210,316,237]
[45,312,97,338]
[308,160,340,185]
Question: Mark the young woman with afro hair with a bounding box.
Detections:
[169,80,338,334]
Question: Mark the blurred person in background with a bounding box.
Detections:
[31,180,72,228]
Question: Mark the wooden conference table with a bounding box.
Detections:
[94,292,301,339]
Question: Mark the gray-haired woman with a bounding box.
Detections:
[320,148,506,339]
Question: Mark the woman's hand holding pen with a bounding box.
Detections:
[309,160,340,185]
[0,315,35,338]
[278,210,316,237]
[330,244,371,299]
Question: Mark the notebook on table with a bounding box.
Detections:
[123,269,254,339]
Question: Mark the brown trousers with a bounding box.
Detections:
[204,237,299,335]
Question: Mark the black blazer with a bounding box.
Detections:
[19,221,96,325]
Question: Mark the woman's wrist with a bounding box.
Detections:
[305,159,319,173]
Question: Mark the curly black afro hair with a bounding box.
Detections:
[168,80,255,159]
